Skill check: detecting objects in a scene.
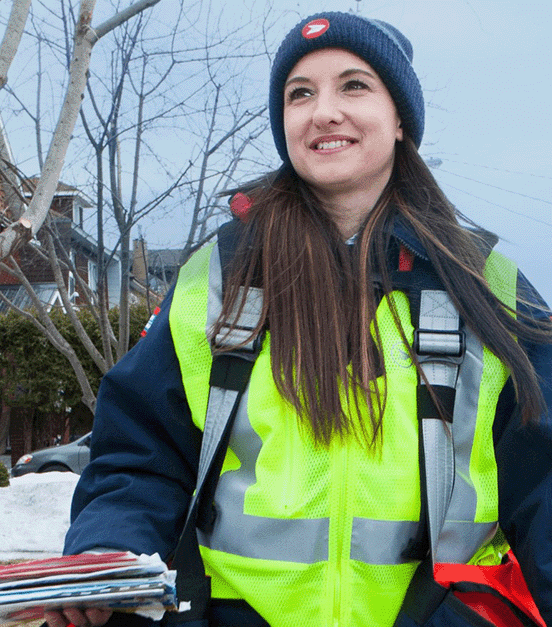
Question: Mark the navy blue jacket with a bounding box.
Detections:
[64,221,552,626]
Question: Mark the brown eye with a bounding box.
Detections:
[343,79,369,92]
[286,87,312,102]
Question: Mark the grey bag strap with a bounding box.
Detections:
[196,286,264,494]
[414,289,465,562]
[170,282,264,622]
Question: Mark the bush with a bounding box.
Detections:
[0,304,150,414]
[0,462,9,487]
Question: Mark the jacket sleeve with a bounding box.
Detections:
[494,271,552,624]
[64,286,203,561]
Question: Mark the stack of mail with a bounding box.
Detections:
[0,552,177,624]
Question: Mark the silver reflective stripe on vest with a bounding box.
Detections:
[197,245,497,566]
[197,388,239,493]
[423,418,455,560]
[198,383,330,563]
[350,519,420,565]
[214,286,263,351]
[197,244,253,497]
[207,245,264,352]
[416,290,497,563]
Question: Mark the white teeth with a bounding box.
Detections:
[315,139,353,150]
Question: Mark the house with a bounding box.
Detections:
[131,239,180,296]
[0,166,179,462]
[0,177,125,463]
[0,179,122,313]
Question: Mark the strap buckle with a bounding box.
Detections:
[414,329,465,364]
[212,327,264,360]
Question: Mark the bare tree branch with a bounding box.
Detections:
[44,229,109,374]
[92,0,161,42]
[0,0,32,90]
[43,223,104,324]
[0,0,161,261]
[207,106,267,156]
[0,134,26,223]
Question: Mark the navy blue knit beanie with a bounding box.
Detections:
[269,12,425,165]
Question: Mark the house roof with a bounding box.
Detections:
[71,225,120,263]
[148,249,181,270]
[22,178,94,207]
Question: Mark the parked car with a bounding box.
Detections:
[10,432,91,477]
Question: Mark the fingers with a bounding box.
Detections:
[43,610,68,627]
[84,608,113,625]
[44,607,113,627]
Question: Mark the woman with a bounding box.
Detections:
[45,12,552,627]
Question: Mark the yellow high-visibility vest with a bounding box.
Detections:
[169,240,517,627]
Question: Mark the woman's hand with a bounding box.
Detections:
[44,607,113,627]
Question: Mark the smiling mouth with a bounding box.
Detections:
[313,139,355,151]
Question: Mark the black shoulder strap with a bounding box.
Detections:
[217,218,246,289]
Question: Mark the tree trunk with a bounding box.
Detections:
[117,229,131,360]
[9,405,33,467]
[0,402,10,455]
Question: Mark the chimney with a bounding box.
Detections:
[133,238,148,283]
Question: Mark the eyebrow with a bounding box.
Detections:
[284,68,376,88]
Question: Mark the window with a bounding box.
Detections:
[73,203,84,229]
[68,249,76,299]
[88,260,98,292]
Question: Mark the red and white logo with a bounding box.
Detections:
[141,306,161,337]
[302,18,330,39]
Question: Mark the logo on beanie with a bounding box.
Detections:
[302,18,330,39]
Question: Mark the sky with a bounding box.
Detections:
[138,0,552,304]
[0,0,550,304]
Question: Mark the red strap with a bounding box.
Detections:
[453,591,533,627]
[398,244,414,271]
[434,552,545,627]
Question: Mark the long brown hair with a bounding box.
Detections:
[214,137,552,446]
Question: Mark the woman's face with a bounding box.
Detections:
[283,48,403,199]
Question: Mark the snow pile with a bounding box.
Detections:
[0,472,79,561]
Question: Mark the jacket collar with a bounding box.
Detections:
[391,215,498,261]
[344,215,429,260]
[391,215,429,261]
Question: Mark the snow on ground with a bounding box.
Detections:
[0,472,79,561]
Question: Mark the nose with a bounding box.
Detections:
[311,90,344,128]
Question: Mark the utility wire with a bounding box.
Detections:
[441,181,552,228]
[438,168,552,206]
[439,157,552,181]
